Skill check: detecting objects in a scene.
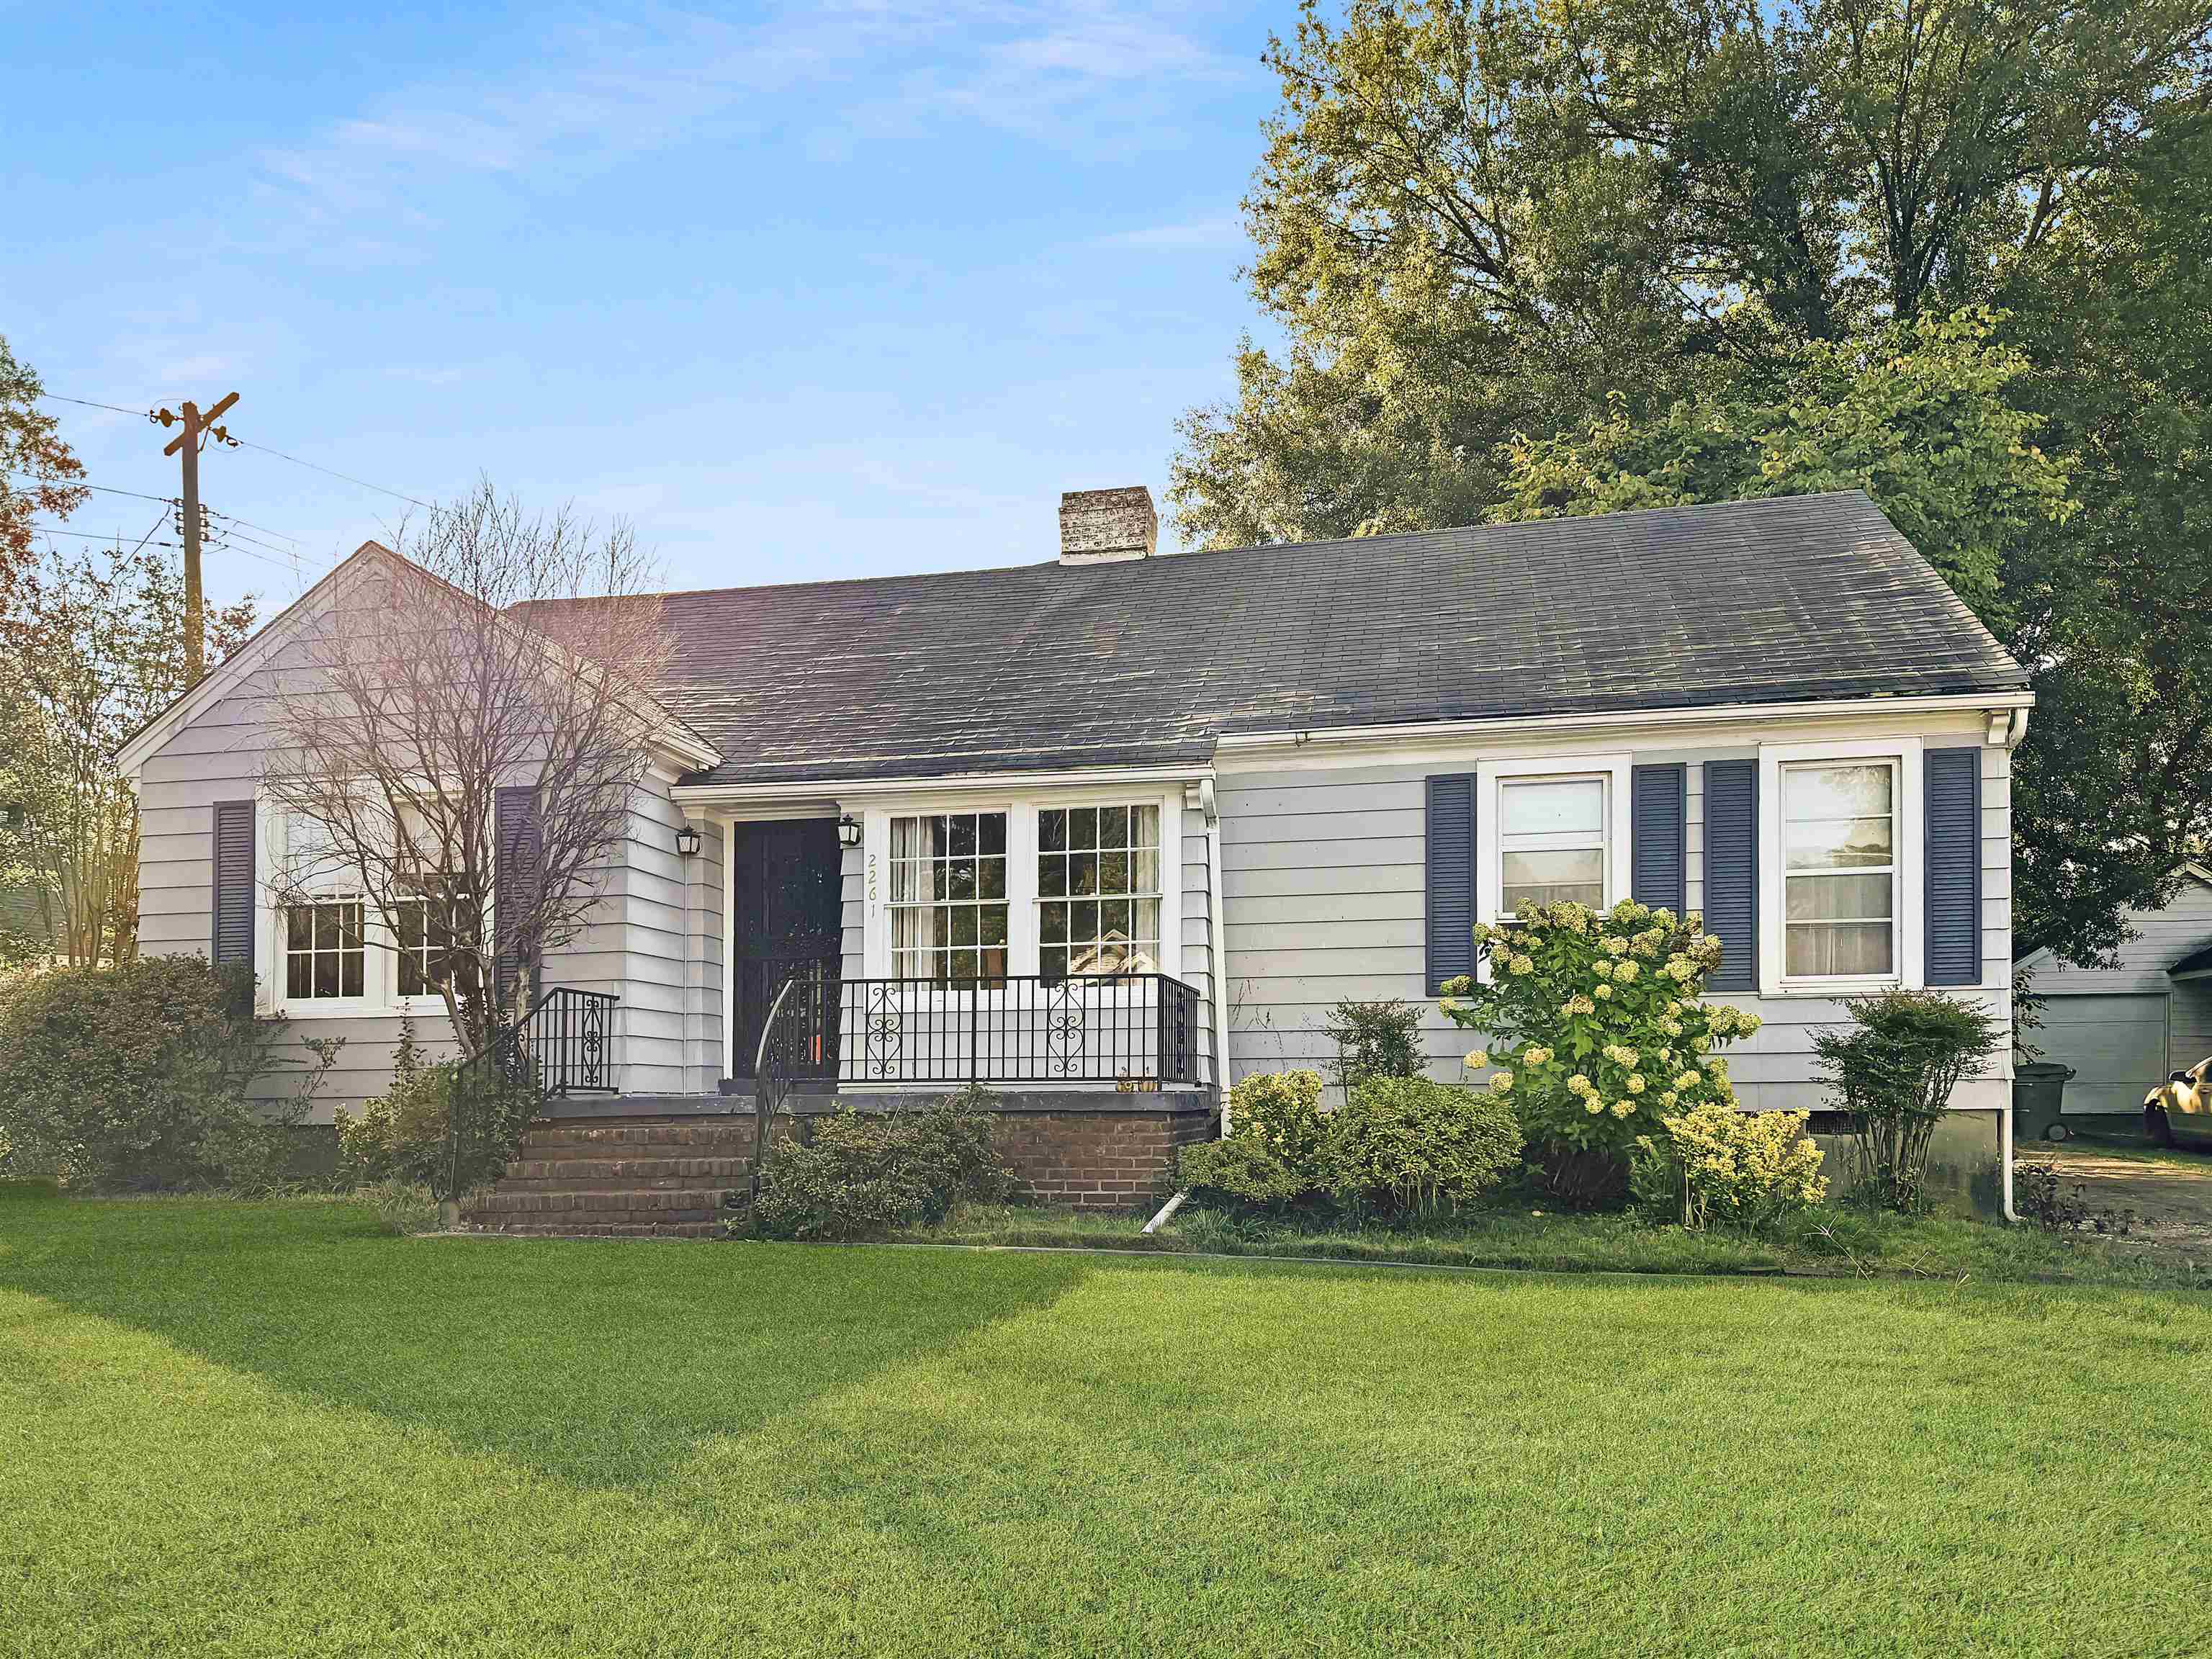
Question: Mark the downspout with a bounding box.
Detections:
[2000,704,2028,1221]
[1204,778,1232,1136]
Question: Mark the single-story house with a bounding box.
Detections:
[119,486,2028,1224]
[2016,866,2212,1121]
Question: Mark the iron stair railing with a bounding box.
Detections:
[442,986,619,1218]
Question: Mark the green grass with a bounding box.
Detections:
[5,1197,2211,1657]
[918,1197,2211,1290]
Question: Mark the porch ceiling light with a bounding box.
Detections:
[675,824,702,858]
[837,814,862,849]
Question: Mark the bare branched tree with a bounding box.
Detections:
[261,480,675,1059]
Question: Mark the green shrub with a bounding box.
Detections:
[1178,1070,1328,1208]
[1629,1102,1827,1231]
[336,1016,534,1200]
[1323,1075,1522,1218]
[0,956,315,1191]
[1323,998,1425,1096]
[1438,899,1762,1204]
[745,1085,1016,1241]
[1813,988,2001,1212]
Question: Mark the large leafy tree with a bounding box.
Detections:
[1173,0,2212,966]
[0,335,88,592]
[0,540,255,965]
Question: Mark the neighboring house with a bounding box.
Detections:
[120,486,2029,1218]
[2016,866,2212,1120]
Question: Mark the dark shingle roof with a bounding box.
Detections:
[585,490,2027,787]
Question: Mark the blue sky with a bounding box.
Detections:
[7,1,1288,609]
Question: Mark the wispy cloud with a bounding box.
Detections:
[256,2,1251,240]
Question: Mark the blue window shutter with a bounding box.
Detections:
[1631,764,1686,914]
[1425,774,1477,993]
[1703,761,1758,992]
[1924,747,1982,986]
[495,786,541,1016]
[211,800,255,970]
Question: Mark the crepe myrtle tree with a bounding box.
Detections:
[261,480,673,1061]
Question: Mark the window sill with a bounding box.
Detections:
[274,999,449,1022]
[1763,976,1905,1000]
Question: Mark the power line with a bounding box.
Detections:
[4,473,177,507]
[207,507,298,545]
[28,523,176,548]
[45,393,436,511]
[231,437,432,510]
[37,394,158,419]
[125,510,168,559]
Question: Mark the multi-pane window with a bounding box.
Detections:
[393,893,471,999]
[1498,776,1608,916]
[889,811,1008,980]
[1038,804,1160,977]
[285,899,365,1000]
[1783,760,1897,978]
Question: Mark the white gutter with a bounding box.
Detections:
[2002,1102,2018,1223]
[1215,689,2035,756]
[673,762,1210,809]
[1202,778,1233,1136]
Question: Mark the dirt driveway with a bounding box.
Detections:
[2023,1139,2212,1257]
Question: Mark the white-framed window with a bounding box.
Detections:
[888,810,1009,980]
[1758,739,1923,994]
[285,897,366,1001]
[392,891,472,999]
[1497,776,1609,918]
[1474,755,1633,977]
[861,792,1182,984]
[1781,759,1897,979]
[263,800,490,1016]
[1037,803,1161,976]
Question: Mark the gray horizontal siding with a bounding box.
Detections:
[1218,736,2013,1110]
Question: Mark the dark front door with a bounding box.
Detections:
[728,819,843,1079]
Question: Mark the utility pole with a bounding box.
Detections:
[156,392,239,686]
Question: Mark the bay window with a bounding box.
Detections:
[1781,760,1897,979]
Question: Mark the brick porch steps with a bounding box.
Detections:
[462,1115,757,1238]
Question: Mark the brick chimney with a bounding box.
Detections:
[1059,486,1157,565]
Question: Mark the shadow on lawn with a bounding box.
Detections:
[0,1197,1094,1490]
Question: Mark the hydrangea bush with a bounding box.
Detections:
[1629,1101,1827,1231]
[1439,899,1762,1182]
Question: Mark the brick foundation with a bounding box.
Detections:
[991,1107,1215,1211]
[463,1095,1218,1235]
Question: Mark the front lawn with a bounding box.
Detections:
[4,1193,2209,1657]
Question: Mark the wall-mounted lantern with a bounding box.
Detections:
[674,823,702,858]
[837,814,862,850]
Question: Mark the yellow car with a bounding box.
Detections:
[2146,1056,2212,1148]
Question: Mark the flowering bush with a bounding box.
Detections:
[1439,900,1761,1195]
[1629,1102,1827,1231]
[1179,1070,1327,1208]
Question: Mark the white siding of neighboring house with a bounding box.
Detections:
[2020,871,2212,1092]
[1216,706,2013,1113]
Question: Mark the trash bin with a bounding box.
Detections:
[2013,1062,2075,1141]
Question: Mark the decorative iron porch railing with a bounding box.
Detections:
[490,986,621,1098]
[835,973,1200,1087]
